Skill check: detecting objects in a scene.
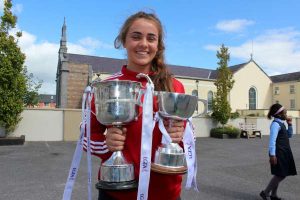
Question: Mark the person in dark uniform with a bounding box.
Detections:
[260,103,297,200]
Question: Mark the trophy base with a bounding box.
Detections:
[151,163,187,174]
[95,180,138,190]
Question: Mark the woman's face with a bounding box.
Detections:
[124,18,159,73]
[281,109,287,120]
[277,109,287,120]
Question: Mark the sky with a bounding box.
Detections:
[1,0,300,94]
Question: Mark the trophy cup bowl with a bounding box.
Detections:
[92,80,142,190]
[152,91,199,174]
[155,91,198,120]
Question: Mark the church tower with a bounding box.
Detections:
[55,18,93,109]
[56,18,69,108]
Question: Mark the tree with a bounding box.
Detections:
[23,66,43,107]
[211,44,235,126]
[0,0,26,134]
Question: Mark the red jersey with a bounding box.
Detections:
[84,65,185,200]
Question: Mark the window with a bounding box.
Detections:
[274,87,279,95]
[290,85,295,94]
[192,90,198,112]
[207,91,213,112]
[249,87,256,110]
[290,99,295,109]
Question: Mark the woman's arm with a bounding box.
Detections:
[286,117,293,138]
[269,121,280,165]
[83,96,112,161]
[269,122,280,156]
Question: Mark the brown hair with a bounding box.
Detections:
[114,11,173,92]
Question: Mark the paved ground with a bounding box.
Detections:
[0,135,299,200]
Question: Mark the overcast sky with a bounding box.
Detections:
[1,0,300,94]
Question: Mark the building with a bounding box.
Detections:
[56,19,92,109]
[37,94,56,108]
[56,22,300,113]
[271,72,300,110]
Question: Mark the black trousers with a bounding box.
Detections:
[98,189,114,200]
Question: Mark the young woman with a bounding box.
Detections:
[260,103,297,200]
[87,11,186,200]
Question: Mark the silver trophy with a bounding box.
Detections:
[151,91,207,174]
[92,80,142,190]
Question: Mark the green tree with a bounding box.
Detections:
[23,66,43,107]
[211,44,235,125]
[0,0,26,134]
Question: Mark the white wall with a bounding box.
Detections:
[12,109,63,141]
[230,61,273,111]
[192,117,216,137]
[10,109,299,141]
[190,116,298,137]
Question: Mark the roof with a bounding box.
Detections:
[168,64,214,79]
[66,53,268,81]
[270,71,300,83]
[229,62,248,73]
[39,94,56,103]
[67,53,126,74]
[67,53,217,80]
[228,60,272,82]
[209,62,248,79]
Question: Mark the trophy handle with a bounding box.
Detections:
[193,99,208,118]
[136,73,154,108]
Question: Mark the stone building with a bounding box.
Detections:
[56,19,92,108]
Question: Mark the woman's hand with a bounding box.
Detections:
[286,117,292,126]
[163,119,185,143]
[269,155,277,165]
[105,127,127,152]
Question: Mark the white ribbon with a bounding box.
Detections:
[156,115,198,191]
[157,115,172,145]
[86,88,92,200]
[62,86,93,200]
[137,74,155,200]
[183,118,198,191]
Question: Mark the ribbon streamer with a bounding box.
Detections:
[183,118,199,191]
[62,86,93,200]
[136,74,155,200]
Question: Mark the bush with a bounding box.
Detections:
[230,111,240,119]
[210,126,240,138]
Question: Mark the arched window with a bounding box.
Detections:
[207,91,213,112]
[249,87,256,110]
[192,90,198,112]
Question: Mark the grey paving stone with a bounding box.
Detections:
[0,135,299,200]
